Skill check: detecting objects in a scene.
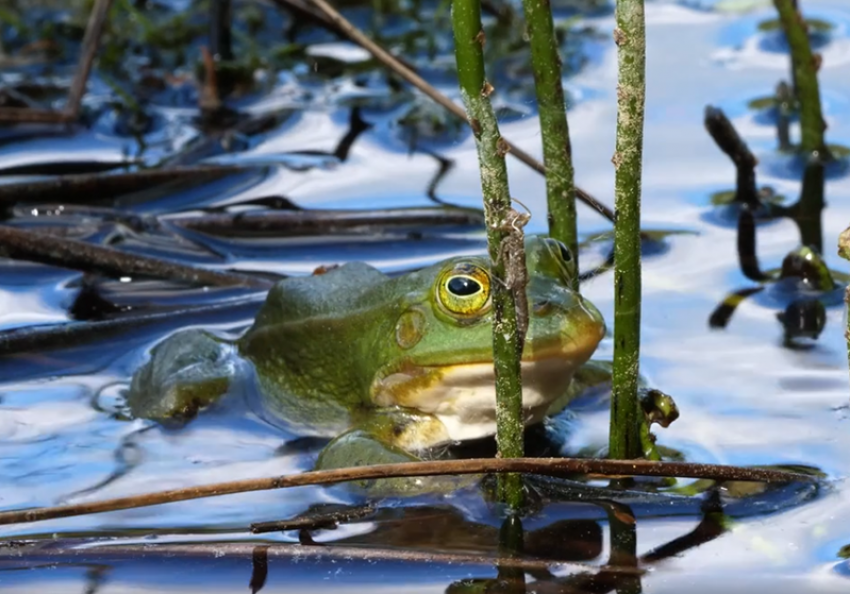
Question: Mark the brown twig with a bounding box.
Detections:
[0,166,244,211]
[0,295,265,357]
[0,108,75,124]
[0,225,272,289]
[65,0,114,117]
[297,0,615,224]
[0,540,644,574]
[170,207,485,236]
[250,505,377,533]
[0,0,113,124]
[0,457,815,526]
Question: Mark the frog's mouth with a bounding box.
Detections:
[371,328,603,446]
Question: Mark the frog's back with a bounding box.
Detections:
[238,262,397,434]
[254,262,390,326]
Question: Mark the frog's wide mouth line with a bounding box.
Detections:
[371,324,602,414]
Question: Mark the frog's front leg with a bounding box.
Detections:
[315,408,479,497]
[127,328,238,424]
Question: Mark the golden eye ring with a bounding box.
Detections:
[436,263,491,317]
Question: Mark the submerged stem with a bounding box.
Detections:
[609,0,646,460]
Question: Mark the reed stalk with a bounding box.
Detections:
[609,0,646,460]
[451,0,524,506]
[773,0,827,155]
[520,0,578,279]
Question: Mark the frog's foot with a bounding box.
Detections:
[315,411,479,498]
[126,328,237,424]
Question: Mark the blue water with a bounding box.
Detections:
[2,0,850,591]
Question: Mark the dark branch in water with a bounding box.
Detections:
[65,0,113,116]
[0,0,113,123]
[169,207,485,237]
[251,505,377,533]
[0,296,265,357]
[295,0,616,224]
[704,106,760,208]
[736,207,770,282]
[0,457,815,526]
[0,108,75,124]
[0,540,642,574]
[0,166,245,212]
[0,226,272,289]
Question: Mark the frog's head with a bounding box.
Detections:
[779,245,835,292]
[371,235,605,445]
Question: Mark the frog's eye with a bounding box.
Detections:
[543,238,577,281]
[437,264,491,317]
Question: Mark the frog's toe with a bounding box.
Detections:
[127,329,236,423]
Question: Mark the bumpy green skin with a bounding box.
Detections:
[126,235,605,496]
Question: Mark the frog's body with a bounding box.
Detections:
[127,236,606,491]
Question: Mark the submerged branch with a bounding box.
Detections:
[0,226,272,289]
[0,539,643,574]
[0,165,245,211]
[0,0,113,123]
[704,106,760,208]
[0,295,265,357]
[170,206,486,237]
[0,457,815,526]
[65,0,114,116]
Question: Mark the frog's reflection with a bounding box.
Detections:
[246,490,736,594]
[705,135,846,345]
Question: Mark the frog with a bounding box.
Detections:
[126,235,606,494]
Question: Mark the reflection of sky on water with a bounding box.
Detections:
[2,0,850,590]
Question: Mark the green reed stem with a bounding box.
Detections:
[773,0,827,155]
[609,0,646,460]
[452,0,524,506]
[520,0,578,280]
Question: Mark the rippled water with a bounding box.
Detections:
[2,0,850,591]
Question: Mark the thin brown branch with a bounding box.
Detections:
[0,295,265,357]
[0,165,245,210]
[0,540,644,574]
[0,225,272,289]
[250,505,377,533]
[65,0,114,117]
[0,0,113,124]
[170,207,485,236]
[0,457,814,526]
[0,108,75,124]
[298,0,615,224]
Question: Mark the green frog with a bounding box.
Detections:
[127,235,606,493]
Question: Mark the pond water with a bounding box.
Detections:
[2,0,850,591]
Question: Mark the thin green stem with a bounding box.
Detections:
[773,0,827,155]
[609,0,646,460]
[520,0,578,280]
[452,0,524,506]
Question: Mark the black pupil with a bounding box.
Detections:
[447,276,480,296]
[559,243,572,262]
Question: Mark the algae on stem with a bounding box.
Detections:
[609,0,647,461]
[451,0,525,507]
